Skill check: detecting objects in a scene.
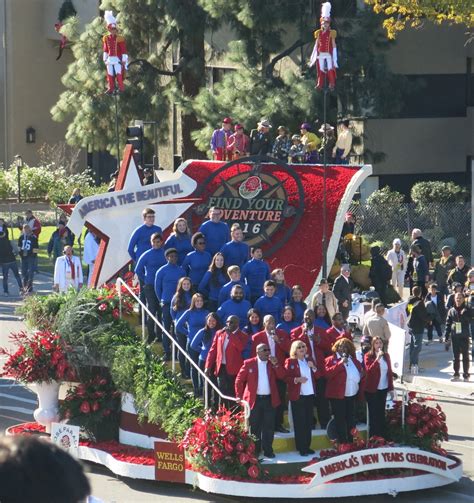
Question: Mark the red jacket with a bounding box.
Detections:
[323,326,353,354]
[289,325,326,366]
[284,357,321,401]
[235,357,286,409]
[324,354,365,400]
[363,353,394,393]
[205,328,247,377]
[251,329,291,366]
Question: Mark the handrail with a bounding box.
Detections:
[116,278,251,427]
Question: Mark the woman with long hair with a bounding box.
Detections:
[171,277,193,377]
[289,285,307,324]
[198,252,227,312]
[277,305,299,336]
[242,308,263,359]
[164,218,193,266]
[314,304,331,330]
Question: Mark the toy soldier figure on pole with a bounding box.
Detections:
[102,11,128,94]
[309,2,338,91]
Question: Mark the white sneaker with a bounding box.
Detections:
[411,365,418,375]
[451,375,460,382]
[3,292,8,297]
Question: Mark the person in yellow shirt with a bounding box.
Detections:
[300,123,321,164]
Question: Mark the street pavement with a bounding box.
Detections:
[0,275,472,502]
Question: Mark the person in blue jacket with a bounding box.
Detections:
[198,252,227,312]
[220,223,249,269]
[217,285,252,329]
[190,312,221,399]
[198,207,230,257]
[171,277,193,377]
[164,218,193,266]
[277,305,300,336]
[271,268,292,305]
[182,232,212,290]
[127,208,163,263]
[241,246,271,303]
[217,265,251,306]
[254,280,283,323]
[154,248,186,357]
[176,293,209,391]
[134,232,166,343]
[289,284,307,324]
[314,304,331,330]
[242,308,263,359]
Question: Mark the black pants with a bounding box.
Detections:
[275,378,287,429]
[330,395,356,444]
[199,359,219,409]
[187,341,201,396]
[365,389,388,438]
[427,320,443,341]
[176,330,189,377]
[217,365,236,409]
[250,396,276,456]
[452,337,470,378]
[291,395,314,453]
[373,282,388,306]
[143,284,162,342]
[314,378,331,429]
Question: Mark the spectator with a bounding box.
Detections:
[198,207,230,257]
[235,342,285,459]
[332,119,352,164]
[363,297,381,326]
[277,305,300,336]
[356,335,372,365]
[444,292,471,382]
[447,255,470,289]
[465,268,474,293]
[242,308,263,359]
[142,167,154,185]
[311,278,338,320]
[164,218,193,266]
[425,283,446,344]
[285,340,320,456]
[272,126,291,161]
[210,117,233,161]
[0,436,91,503]
[0,219,22,296]
[83,230,100,287]
[289,285,307,324]
[434,245,456,297]
[289,134,305,163]
[324,338,364,443]
[386,238,407,300]
[108,170,118,192]
[127,207,162,263]
[227,123,250,160]
[198,252,228,311]
[218,265,251,306]
[217,284,252,328]
[241,246,271,304]
[47,221,74,262]
[300,122,320,163]
[220,223,249,269]
[406,286,430,375]
[249,118,272,156]
[68,187,83,204]
[53,245,83,293]
[333,264,354,321]
[369,246,392,306]
[446,282,463,310]
[362,304,391,345]
[182,232,212,289]
[341,212,356,237]
[317,123,336,162]
[410,245,430,297]
[18,224,38,294]
[364,336,395,438]
[171,277,193,376]
[411,228,433,266]
[22,209,42,238]
[254,280,284,323]
[271,268,291,306]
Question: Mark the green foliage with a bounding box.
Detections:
[366,186,405,207]
[411,181,468,206]
[17,292,69,330]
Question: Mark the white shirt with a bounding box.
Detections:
[266,331,276,358]
[222,332,230,364]
[256,357,271,395]
[377,357,389,390]
[338,354,360,397]
[297,359,315,396]
[306,327,315,357]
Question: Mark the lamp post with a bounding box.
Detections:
[14,155,23,203]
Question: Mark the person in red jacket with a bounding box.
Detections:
[251,314,291,433]
[102,11,128,94]
[364,336,395,438]
[324,312,353,354]
[235,343,286,459]
[324,338,365,443]
[205,315,248,406]
[285,340,321,456]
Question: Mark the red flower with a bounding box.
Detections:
[409,403,422,415]
[408,391,417,400]
[406,415,417,425]
[112,308,120,319]
[247,465,259,479]
[339,443,353,453]
[92,401,100,412]
[80,401,91,414]
[98,303,108,312]
[350,427,359,437]
[235,442,244,452]
[239,452,249,464]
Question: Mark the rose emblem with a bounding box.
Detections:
[239,176,262,199]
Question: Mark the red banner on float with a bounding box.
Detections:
[154,441,185,482]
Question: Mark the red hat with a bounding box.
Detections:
[234,123,243,130]
[222,117,232,124]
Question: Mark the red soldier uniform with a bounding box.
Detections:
[103,11,128,94]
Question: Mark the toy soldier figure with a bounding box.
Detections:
[103,11,128,94]
[309,2,338,91]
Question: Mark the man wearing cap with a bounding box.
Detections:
[102,11,128,94]
[434,245,455,297]
[249,119,272,156]
[333,119,352,164]
[227,124,249,160]
[318,123,336,162]
[311,279,338,319]
[210,118,233,161]
[333,264,354,321]
[300,123,320,163]
[289,134,305,163]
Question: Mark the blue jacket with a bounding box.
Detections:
[154,263,186,302]
[127,224,162,262]
[220,240,249,268]
[241,259,271,297]
[175,308,210,341]
[314,317,330,330]
[190,327,216,361]
[198,220,230,257]
[275,283,292,305]
[217,299,252,328]
[242,324,261,359]
[277,320,299,336]
[254,295,283,323]
[182,250,212,286]
[217,280,251,306]
[198,270,228,301]
[289,300,307,324]
[164,234,193,266]
[134,248,166,285]
[170,291,192,323]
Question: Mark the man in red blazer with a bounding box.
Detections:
[324,312,353,354]
[235,343,286,458]
[251,315,291,433]
[205,315,248,405]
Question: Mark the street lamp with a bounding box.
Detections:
[14,155,23,202]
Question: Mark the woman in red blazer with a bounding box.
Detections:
[324,338,365,444]
[285,340,320,456]
[364,336,395,438]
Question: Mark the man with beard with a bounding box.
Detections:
[217,285,252,328]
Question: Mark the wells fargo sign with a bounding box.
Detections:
[154,441,185,483]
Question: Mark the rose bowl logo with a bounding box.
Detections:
[239,175,262,199]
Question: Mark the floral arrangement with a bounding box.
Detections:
[96,280,136,321]
[180,407,261,480]
[0,330,74,384]
[386,392,448,454]
[319,428,394,459]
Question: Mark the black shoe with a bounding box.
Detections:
[275,426,289,433]
[162,354,171,362]
[263,452,275,458]
[299,451,310,456]
[306,448,315,455]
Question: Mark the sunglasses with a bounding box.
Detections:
[259,348,270,352]
[296,346,306,349]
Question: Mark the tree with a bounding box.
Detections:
[411,181,468,206]
[364,0,474,40]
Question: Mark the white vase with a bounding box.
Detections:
[31,381,60,433]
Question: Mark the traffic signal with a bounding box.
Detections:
[126,123,144,167]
